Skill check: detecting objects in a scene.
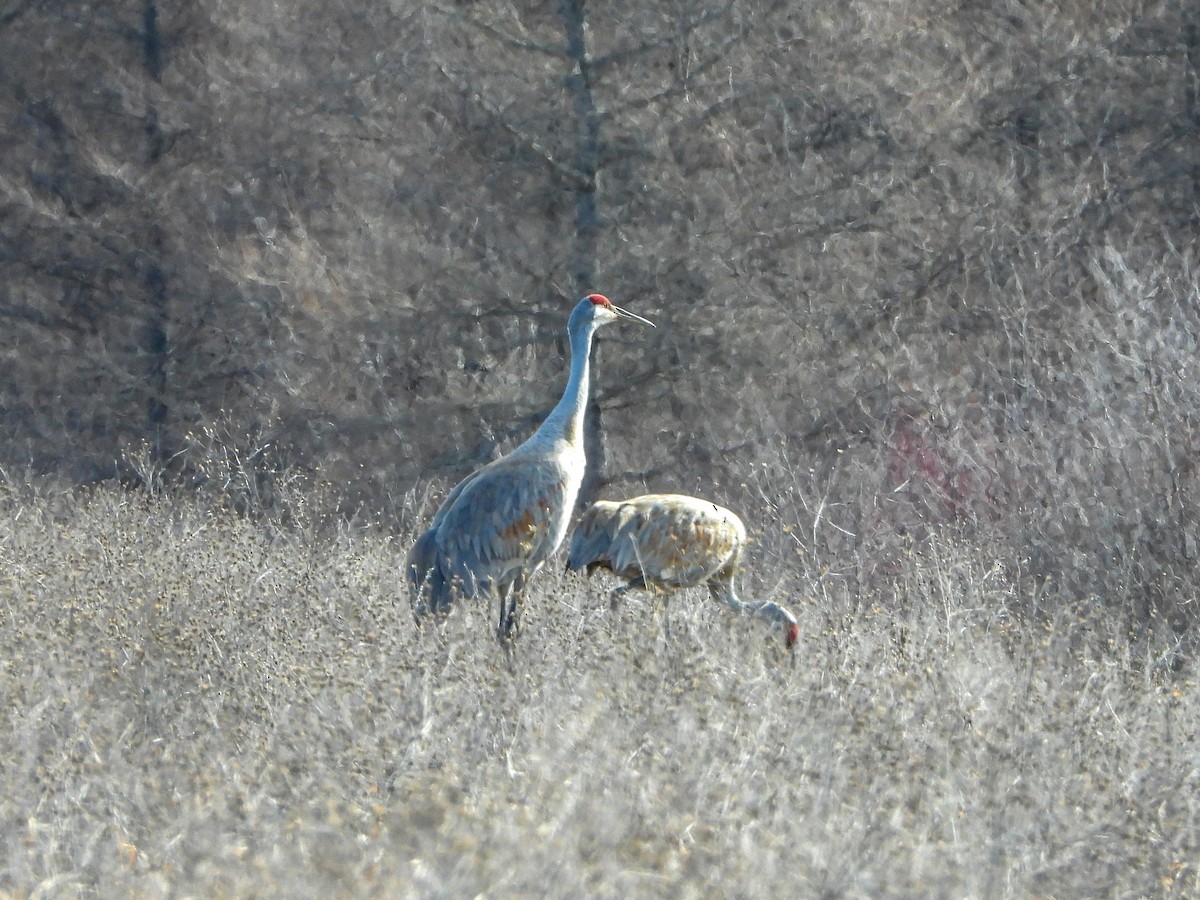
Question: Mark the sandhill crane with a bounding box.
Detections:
[408,294,654,641]
[567,494,800,648]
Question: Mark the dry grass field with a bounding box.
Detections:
[1,474,1196,899]
[3,3,1199,896]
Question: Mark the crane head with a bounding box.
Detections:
[575,293,655,330]
[785,622,800,649]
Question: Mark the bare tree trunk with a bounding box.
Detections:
[559,0,599,292]
[141,0,171,465]
[559,0,606,507]
[1188,23,1200,205]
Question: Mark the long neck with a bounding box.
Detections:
[518,320,593,454]
[751,600,799,628]
[720,583,798,627]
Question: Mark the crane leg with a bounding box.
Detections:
[608,584,633,610]
[497,584,522,642]
[609,575,649,608]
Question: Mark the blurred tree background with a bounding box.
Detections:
[1,0,1198,633]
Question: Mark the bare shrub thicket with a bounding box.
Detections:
[2,0,1198,636]
[0,478,1196,897]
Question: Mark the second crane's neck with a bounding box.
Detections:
[517,319,595,457]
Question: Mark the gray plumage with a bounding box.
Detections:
[408,294,654,641]
[567,493,800,648]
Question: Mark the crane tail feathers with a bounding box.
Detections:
[566,521,610,572]
[409,563,449,619]
[407,527,460,616]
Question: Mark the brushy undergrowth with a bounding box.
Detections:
[1,477,1197,899]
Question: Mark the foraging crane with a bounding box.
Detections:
[566,494,800,648]
[408,294,654,641]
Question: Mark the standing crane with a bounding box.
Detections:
[408,294,654,641]
[566,494,800,648]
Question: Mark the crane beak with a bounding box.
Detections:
[611,304,656,327]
